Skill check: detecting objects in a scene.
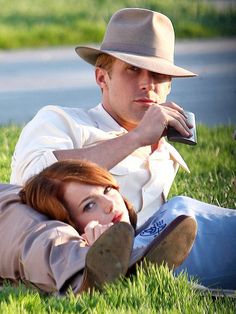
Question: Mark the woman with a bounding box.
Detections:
[20,159,137,246]
[18,160,138,292]
[18,159,197,293]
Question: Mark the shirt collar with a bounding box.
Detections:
[165,141,190,173]
[88,103,127,134]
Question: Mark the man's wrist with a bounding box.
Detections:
[125,129,145,150]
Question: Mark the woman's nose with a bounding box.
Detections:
[102,196,114,214]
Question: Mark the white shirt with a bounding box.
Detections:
[11,104,189,226]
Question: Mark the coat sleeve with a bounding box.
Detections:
[0,184,89,294]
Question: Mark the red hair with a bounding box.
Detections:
[20,160,137,231]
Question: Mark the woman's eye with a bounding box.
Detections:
[83,201,95,212]
[104,186,112,194]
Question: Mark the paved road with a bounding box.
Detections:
[0,38,235,126]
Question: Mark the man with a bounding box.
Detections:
[1,8,199,294]
[11,8,196,226]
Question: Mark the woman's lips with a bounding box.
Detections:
[112,213,123,223]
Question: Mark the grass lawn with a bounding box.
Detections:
[0,123,235,312]
[1,0,235,311]
[0,0,235,49]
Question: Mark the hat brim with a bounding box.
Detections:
[75,45,197,78]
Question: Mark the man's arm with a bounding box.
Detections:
[54,102,192,169]
[11,102,191,185]
[53,130,141,170]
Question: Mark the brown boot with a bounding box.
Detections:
[78,222,134,293]
[130,215,197,270]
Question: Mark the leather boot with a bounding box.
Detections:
[78,221,134,293]
[130,215,197,270]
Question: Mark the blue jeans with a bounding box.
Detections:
[139,196,236,289]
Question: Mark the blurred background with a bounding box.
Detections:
[0,0,235,125]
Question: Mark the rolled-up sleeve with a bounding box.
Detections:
[10,105,86,185]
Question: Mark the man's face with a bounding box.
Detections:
[96,59,172,130]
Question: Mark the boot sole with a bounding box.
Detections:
[145,215,197,269]
[82,222,134,291]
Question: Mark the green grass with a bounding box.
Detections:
[0,0,235,49]
[1,265,236,313]
[168,124,236,209]
[0,124,236,312]
[0,125,21,183]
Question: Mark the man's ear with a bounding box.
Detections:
[95,67,109,89]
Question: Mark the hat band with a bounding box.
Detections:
[101,42,174,62]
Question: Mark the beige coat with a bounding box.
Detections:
[0,184,89,294]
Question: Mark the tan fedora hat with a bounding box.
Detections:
[75,8,196,77]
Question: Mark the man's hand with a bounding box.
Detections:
[82,220,114,246]
[131,102,193,147]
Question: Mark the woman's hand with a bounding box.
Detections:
[82,220,114,246]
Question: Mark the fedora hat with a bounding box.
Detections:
[75,8,196,77]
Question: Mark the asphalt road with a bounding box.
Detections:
[0,38,235,126]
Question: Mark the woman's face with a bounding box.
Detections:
[63,181,131,232]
